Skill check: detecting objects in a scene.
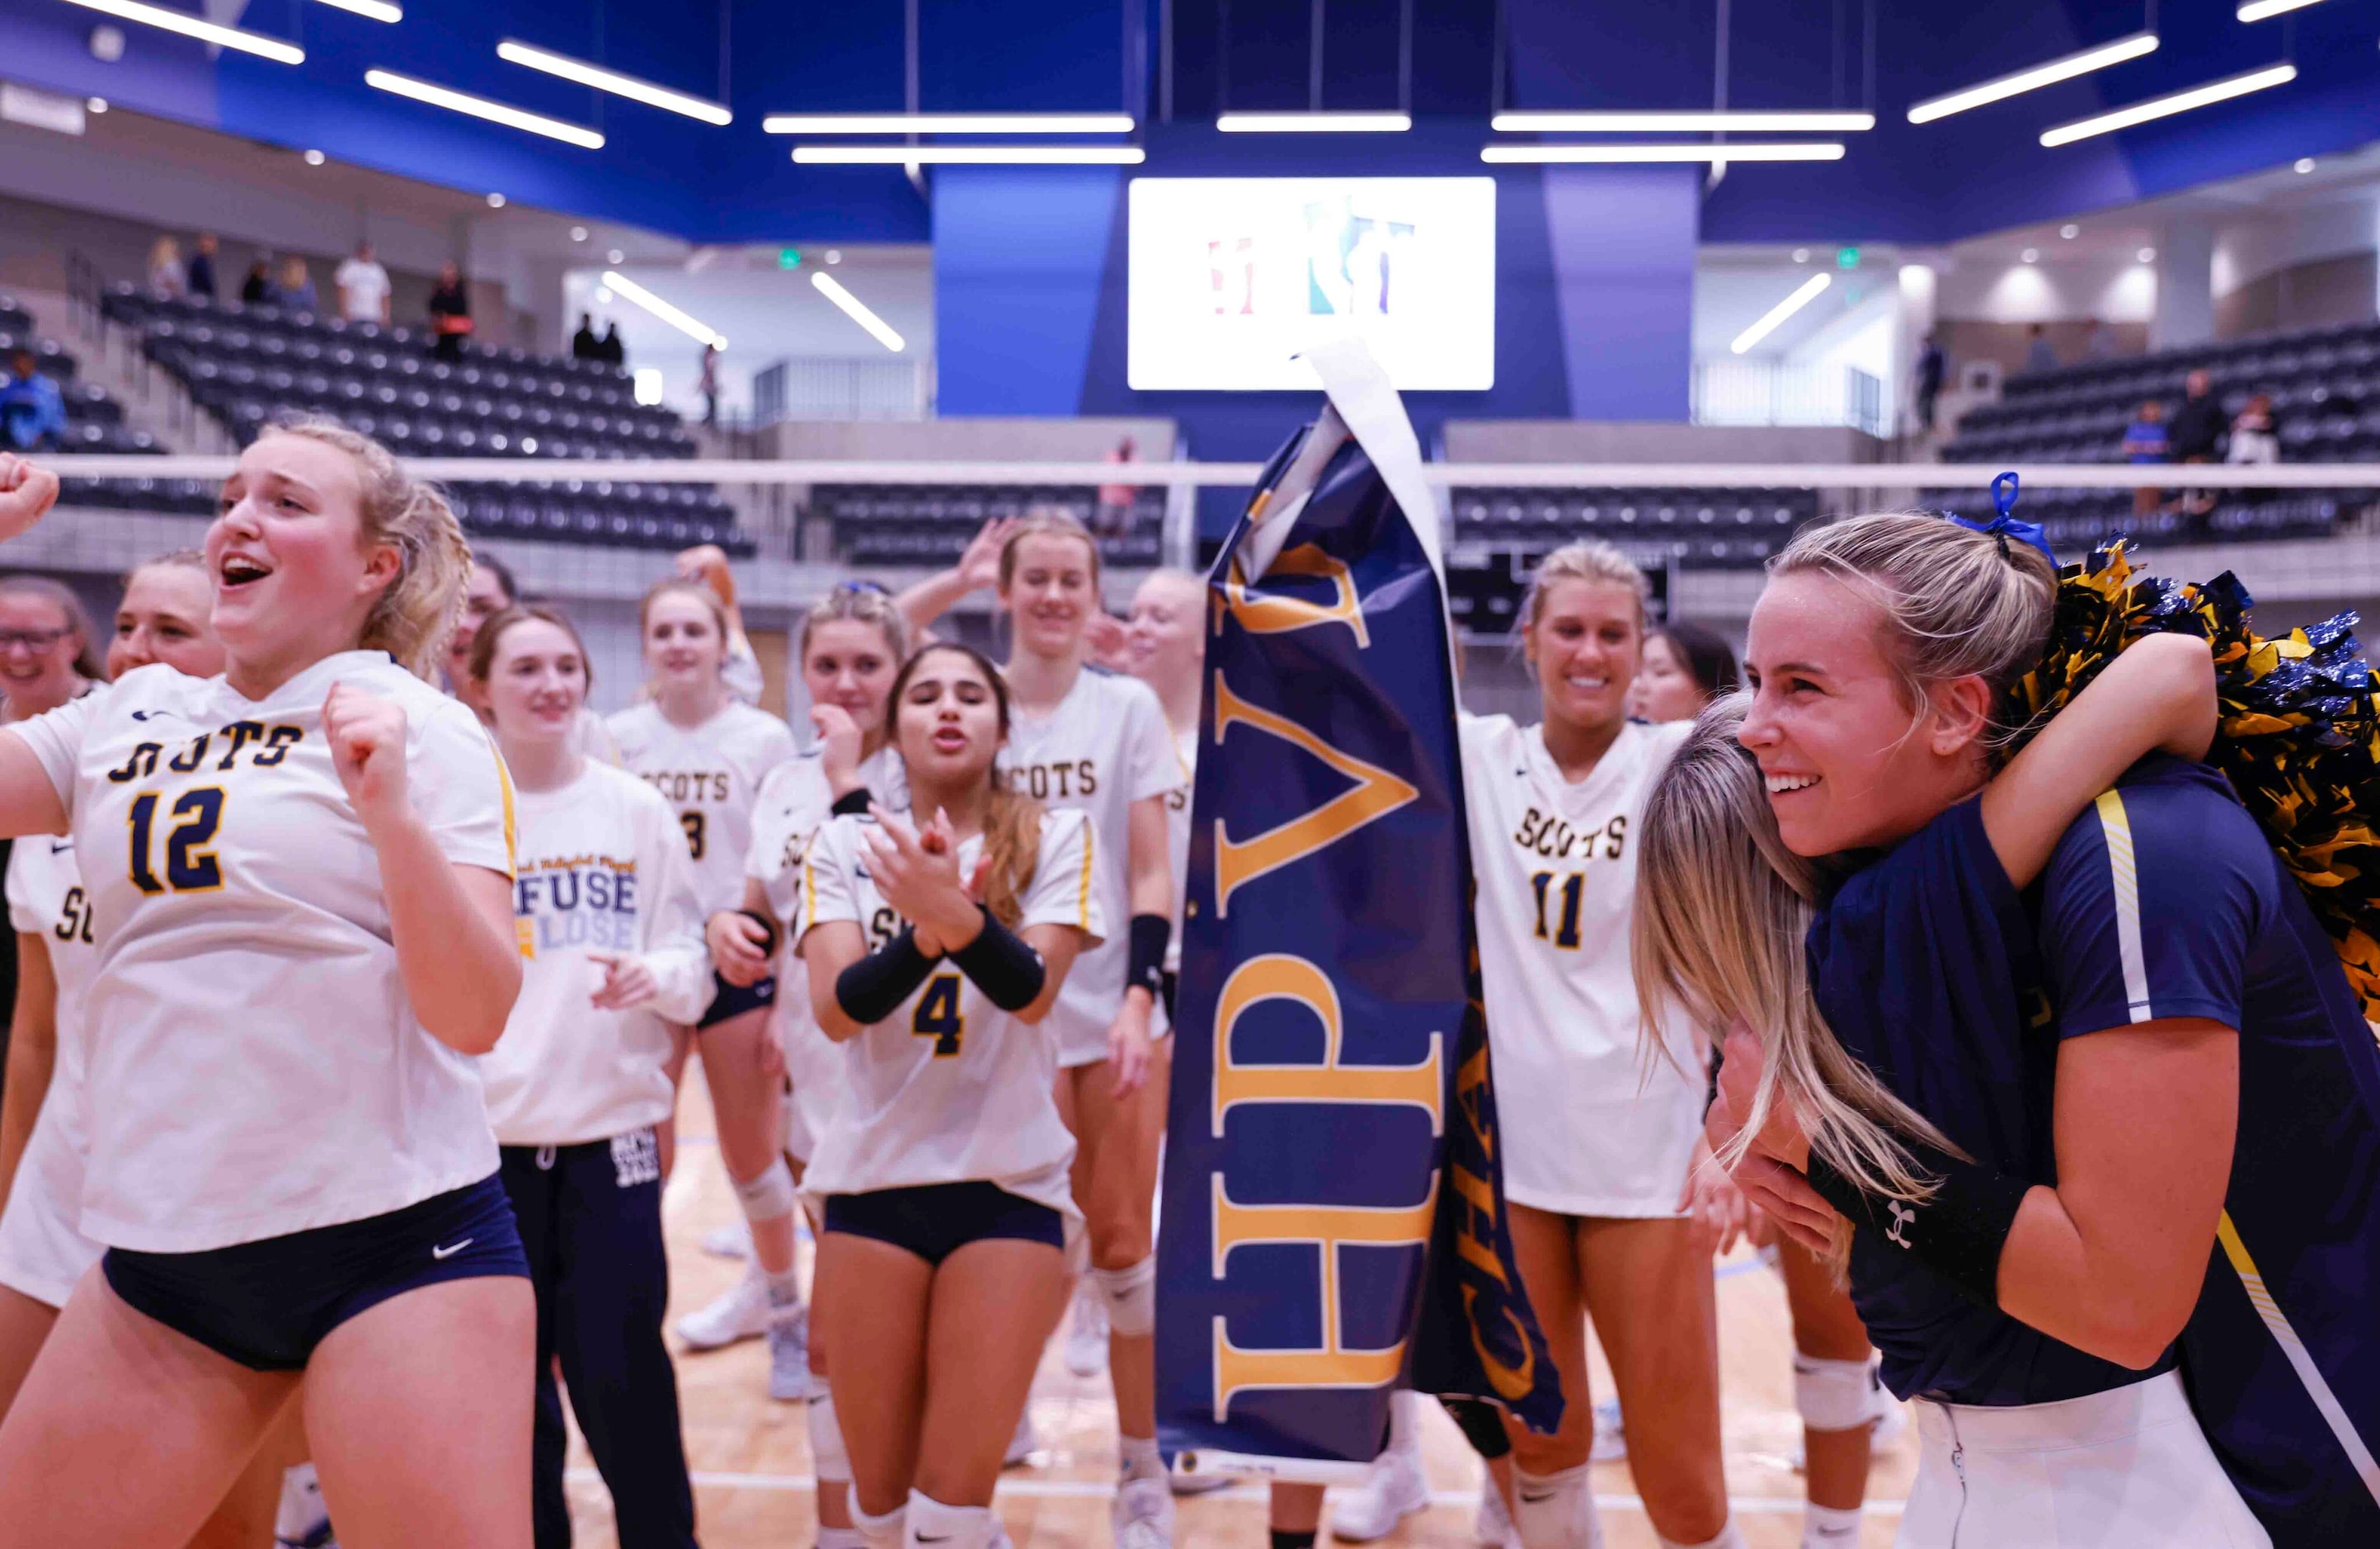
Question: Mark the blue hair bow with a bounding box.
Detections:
[1950,471,2058,566]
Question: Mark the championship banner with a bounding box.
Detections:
[1156,341,1562,1478]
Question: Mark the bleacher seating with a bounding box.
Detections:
[1447,486,1821,568]
[96,283,751,555]
[4,291,171,506]
[1941,319,2380,550]
[813,484,1166,568]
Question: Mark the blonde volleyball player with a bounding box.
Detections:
[609,580,805,1396]
[447,553,619,765]
[1457,543,1737,1549]
[797,642,1099,1549]
[0,433,529,1544]
[704,583,913,1549]
[1121,570,1199,1032]
[473,604,707,1549]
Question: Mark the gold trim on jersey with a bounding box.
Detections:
[2215,1211,2380,1507]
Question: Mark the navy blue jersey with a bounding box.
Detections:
[2037,756,2380,1542]
[1809,797,2162,1408]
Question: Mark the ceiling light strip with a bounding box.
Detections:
[2237,0,2323,20]
[1731,274,1833,355]
[1481,142,1844,163]
[764,113,1135,134]
[1216,111,1413,132]
[313,0,401,21]
[793,144,1145,164]
[2039,62,2296,147]
[57,0,303,64]
[811,272,905,353]
[600,271,725,348]
[1492,110,1873,132]
[496,40,731,125]
[365,69,604,148]
[1906,31,2158,124]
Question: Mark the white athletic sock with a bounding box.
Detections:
[1801,1504,1862,1548]
[905,1490,996,1549]
[852,1497,907,1549]
[820,1528,865,1549]
[1513,1464,1602,1549]
[1386,1388,1425,1459]
[1118,1433,1164,1485]
[1657,1517,1748,1549]
[275,1461,327,1537]
[768,1267,802,1308]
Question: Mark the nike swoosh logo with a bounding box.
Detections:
[49,840,70,854]
[915,1537,951,1544]
[129,709,181,722]
[431,1238,474,1260]
[1517,1491,1556,1504]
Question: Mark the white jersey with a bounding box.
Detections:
[479,763,709,1146]
[12,652,516,1253]
[609,699,796,920]
[1162,726,1194,977]
[793,808,1100,1215]
[998,668,1177,1066]
[0,836,104,1305]
[1460,714,1703,1217]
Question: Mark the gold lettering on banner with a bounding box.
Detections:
[1222,547,1371,647]
[1209,1174,1440,1418]
[1211,954,1443,1139]
[1210,677,1419,916]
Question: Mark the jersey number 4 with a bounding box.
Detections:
[680,811,706,860]
[913,972,964,1057]
[127,789,226,895]
[1530,870,1587,950]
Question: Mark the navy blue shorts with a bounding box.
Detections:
[102,1174,528,1372]
[823,1181,1065,1266]
[698,970,775,1029]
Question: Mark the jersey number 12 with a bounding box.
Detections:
[127,788,226,895]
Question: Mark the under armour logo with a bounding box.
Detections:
[1887,1201,1915,1249]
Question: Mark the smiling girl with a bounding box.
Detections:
[0,431,529,1543]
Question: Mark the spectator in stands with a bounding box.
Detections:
[186,232,219,301]
[600,322,625,366]
[571,313,601,361]
[428,261,473,360]
[275,254,318,315]
[2123,398,2170,518]
[335,241,393,326]
[239,256,273,306]
[1912,334,1945,436]
[1095,435,1139,535]
[145,236,185,299]
[0,351,68,454]
[698,341,720,427]
[2227,393,2279,467]
[2022,323,2058,374]
[2166,368,2226,515]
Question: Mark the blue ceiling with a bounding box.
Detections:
[1,0,2374,246]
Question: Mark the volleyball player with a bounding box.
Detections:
[797,641,1099,1549]
[0,577,101,724]
[0,430,530,1543]
[702,584,912,1549]
[1624,620,1737,727]
[609,579,804,1396]
[1121,569,1200,1033]
[446,553,618,763]
[475,603,707,1549]
[1455,542,1736,1549]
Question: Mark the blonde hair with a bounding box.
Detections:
[998,509,1103,595]
[1634,696,1965,1222]
[1518,540,1649,638]
[639,577,730,643]
[1771,513,2057,750]
[799,583,910,668]
[256,417,472,680]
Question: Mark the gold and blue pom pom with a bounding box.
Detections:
[2003,536,2380,1024]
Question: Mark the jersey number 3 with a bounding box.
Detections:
[913,973,964,1057]
[127,789,226,895]
[680,811,706,860]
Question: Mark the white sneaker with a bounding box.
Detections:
[1112,1476,1176,1549]
[1005,1405,1041,1467]
[1329,1442,1428,1542]
[703,1219,753,1259]
[768,1302,811,1402]
[1471,1478,1520,1549]
[677,1262,772,1350]
[1588,1397,1627,1464]
[275,1462,337,1549]
[1065,1286,1110,1378]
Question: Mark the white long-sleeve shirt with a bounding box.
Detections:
[480,761,709,1146]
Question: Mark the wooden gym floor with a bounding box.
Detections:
[561,1061,1916,1547]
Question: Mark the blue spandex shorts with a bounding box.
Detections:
[102,1174,528,1372]
[822,1181,1064,1266]
[698,970,776,1029]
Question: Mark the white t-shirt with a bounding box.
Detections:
[479,763,709,1146]
[3,836,100,1170]
[998,668,1177,1066]
[608,699,797,920]
[334,257,391,323]
[1460,714,1704,1217]
[794,808,1100,1215]
[12,652,517,1252]
[748,743,907,1160]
